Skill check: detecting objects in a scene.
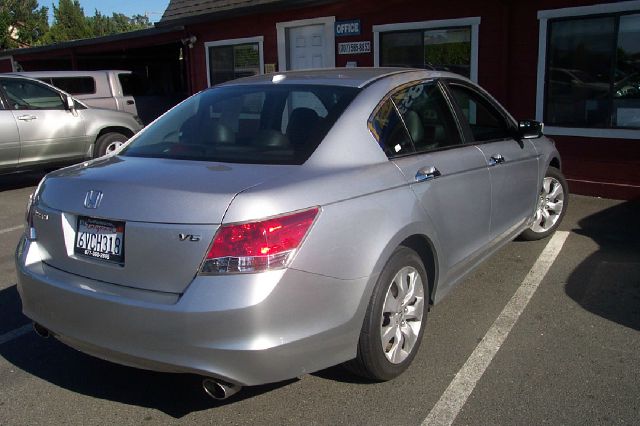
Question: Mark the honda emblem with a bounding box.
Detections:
[84,190,103,209]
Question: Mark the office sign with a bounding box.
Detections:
[335,20,361,37]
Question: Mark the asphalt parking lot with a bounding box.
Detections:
[0,172,638,425]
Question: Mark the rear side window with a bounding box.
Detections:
[120,84,359,165]
[369,98,413,157]
[369,80,462,157]
[50,77,96,95]
[391,82,461,152]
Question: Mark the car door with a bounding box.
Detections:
[369,80,492,288]
[446,82,540,242]
[116,72,139,115]
[0,98,21,172]
[0,77,88,167]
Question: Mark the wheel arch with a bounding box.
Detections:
[92,127,135,157]
[95,126,134,142]
[398,234,438,306]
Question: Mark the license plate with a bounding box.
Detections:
[74,217,125,264]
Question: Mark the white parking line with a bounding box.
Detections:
[0,225,23,235]
[422,231,569,426]
[0,324,33,346]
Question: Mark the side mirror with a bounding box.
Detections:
[64,95,75,111]
[517,120,544,139]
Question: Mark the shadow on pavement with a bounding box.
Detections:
[565,199,640,330]
[0,171,46,192]
[0,285,29,335]
[0,285,295,418]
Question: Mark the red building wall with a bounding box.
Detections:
[0,57,13,72]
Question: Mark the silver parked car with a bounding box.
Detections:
[0,75,143,174]
[16,68,567,399]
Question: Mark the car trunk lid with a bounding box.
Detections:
[34,156,293,293]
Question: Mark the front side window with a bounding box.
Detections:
[119,73,150,96]
[545,13,640,129]
[1,78,65,110]
[380,27,471,77]
[207,42,261,86]
[120,84,358,165]
[449,84,512,142]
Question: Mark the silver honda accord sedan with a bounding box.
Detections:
[16,68,567,399]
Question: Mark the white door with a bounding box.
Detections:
[288,25,326,70]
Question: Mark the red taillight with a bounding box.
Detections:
[200,207,319,274]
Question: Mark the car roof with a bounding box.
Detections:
[5,70,131,77]
[218,67,463,89]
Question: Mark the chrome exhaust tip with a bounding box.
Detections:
[202,378,241,400]
[32,322,50,338]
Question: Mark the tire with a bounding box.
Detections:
[94,132,129,158]
[520,167,568,241]
[346,246,429,381]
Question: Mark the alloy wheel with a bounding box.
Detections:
[531,176,565,233]
[380,266,425,364]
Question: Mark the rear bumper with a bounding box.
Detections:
[16,236,369,386]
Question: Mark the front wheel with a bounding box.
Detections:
[94,132,129,158]
[346,246,428,381]
[520,167,568,241]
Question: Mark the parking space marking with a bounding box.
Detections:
[0,324,32,346]
[0,225,23,235]
[422,231,569,426]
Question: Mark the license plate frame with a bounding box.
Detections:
[74,216,125,264]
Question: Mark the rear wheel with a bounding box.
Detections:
[520,167,568,241]
[95,132,128,158]
[346,246,428,381]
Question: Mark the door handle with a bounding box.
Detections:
[488,154,505,166]
[17,115,37,121]
[126,100,135,105]
[415,166,441,182]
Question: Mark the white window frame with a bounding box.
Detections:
[204,36,264,87]
[536,1,640,139]
[276,16,336,71]
[372,17,481,83]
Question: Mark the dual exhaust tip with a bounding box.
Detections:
[202,378,241,400]
[33,322,242,400]
[32,322,50,338]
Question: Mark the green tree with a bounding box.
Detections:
[87,11,152,37]
[87,10,116,37]
[43,0,92,44]
[0,0,49,49]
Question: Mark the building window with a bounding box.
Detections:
[380,27,471,77]
[373,18,480,82]
[537,2,640,138]
[545,14,640,129]
[205,37,264,86]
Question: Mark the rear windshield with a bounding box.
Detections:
[119,84,359,165]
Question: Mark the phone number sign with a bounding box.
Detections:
[338,41,371,55]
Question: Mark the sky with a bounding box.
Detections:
[38,0,170,23]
